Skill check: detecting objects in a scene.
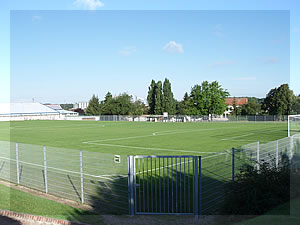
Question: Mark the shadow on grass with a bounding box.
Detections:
[65,148,300,224]
[65,157,234,225]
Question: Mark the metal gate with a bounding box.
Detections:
[128,156,201,217]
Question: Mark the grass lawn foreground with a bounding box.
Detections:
[0,182,104,225]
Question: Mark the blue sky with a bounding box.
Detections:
[1,0,299,103]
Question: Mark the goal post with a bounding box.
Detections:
[288,115,300,137]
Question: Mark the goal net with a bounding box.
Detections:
[288,115,300,137]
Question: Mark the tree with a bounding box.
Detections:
[175,100,185,115]
[241,98,262,115]
[100,93,134,115]
[147,80,156,114]
[232,97,241,116]
[154,81,163,115]
[85,95,101,115]
[188,84,204,115]
[187,81,229,118]
[182,92,192,115]
[263,84,294,115]
[291,95,300,114]
[115,93,134,115]
[206,81,229,119]
[132,100,145,116]
[162,78,176,114]
[104,91,113,104]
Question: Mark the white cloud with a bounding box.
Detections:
[260,57,280,64]
[163,41,184,53]
[74,0,104,10]
[210,60,236,68]
[232,77,257,81]
[119,47,136,56]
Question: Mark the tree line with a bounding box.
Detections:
[83,78,300,116]
[85,92,147,116]
[232,84,300,116]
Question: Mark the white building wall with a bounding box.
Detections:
[78,102,89,110]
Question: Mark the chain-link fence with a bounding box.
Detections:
[97,114,288,122]
[200,133,300,214]
[0,142,128,214]
[0,134,299,215]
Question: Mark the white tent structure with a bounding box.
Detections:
[0,103,61,121]
[44,104,78,116]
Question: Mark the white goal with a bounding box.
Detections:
[288,115,300,137]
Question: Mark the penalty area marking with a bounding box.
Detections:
[221,133,254,141]
[83,126,239,144]
[82,142,217,154]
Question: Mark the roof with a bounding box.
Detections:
[44,104,62,110]
[0,103,59,116]
[225,98,248,106]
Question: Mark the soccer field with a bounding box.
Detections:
[0,120,291,214]
[0,120,288,156]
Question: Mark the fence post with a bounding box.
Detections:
[276,140,279,168]
[43,146,48,193]
[16,143,20,185]
[288,115,290,137]
[290,136,294,162]
[257,141,260,171]
[232,148,235,181]
[193,156,199,219]
[80,150,84,204]
[199,156,202,217]
[128,156,135,216]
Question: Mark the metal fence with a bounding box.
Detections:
[98,114,288,122]
[0,142,128,214]
[128,156,201,216]
[0,133,299,215]
[199,133,300,214]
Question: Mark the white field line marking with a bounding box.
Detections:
[108,158,196,178]
[10,122,135,130]
[221,133,254,141]
[0,156,116,181]
[221,139,263,143]
[11,124,107,129]
[83,127,237,143]
[83,142,217,154]
[107,153,228,178]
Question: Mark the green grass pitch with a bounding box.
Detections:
[0,120,289,214]
[0,120,288,156]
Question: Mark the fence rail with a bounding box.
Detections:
[0,142,128,214]
[0,133,299,215]
[98,114,288,122]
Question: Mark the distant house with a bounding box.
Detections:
[224,97,248,116]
